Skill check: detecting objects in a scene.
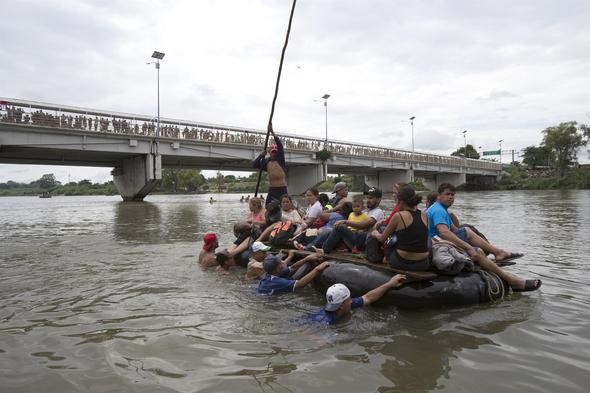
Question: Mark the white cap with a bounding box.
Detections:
[325,283,351,311]
[252,241,271,253]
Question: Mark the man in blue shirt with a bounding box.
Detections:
[257,252,330,295]
[427,183,541,292]
[306,274,407,325]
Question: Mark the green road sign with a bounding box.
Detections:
[482,149,501,156]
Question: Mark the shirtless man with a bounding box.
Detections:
[198,233,218,267]
[253,126,288,207]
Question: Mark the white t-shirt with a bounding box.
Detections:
[305,201,323,219]
[281,209,303,224]
[364,206,384,223]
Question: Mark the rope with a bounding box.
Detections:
[254,0,297,197]
[476,269,506,302]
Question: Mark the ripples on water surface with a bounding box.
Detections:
[0,191,589,392]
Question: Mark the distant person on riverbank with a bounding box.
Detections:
[198,233,218,267]
[427,183,541,292]
[252,125,288,207]
[304,274,406,325]
[257,252,330,295]
[240,195,245,202]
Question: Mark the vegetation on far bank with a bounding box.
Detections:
[2,121,588,196]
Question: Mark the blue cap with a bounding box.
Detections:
[263,253,282,274]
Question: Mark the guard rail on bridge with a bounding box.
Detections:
[0,97,501,172]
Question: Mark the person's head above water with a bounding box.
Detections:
[202,233,218,252]
[263,253,285,275]
[325,283,352,312]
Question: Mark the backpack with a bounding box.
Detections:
[269,220,296,247]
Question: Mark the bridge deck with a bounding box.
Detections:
[0,97,501,172]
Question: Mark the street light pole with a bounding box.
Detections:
[499,139,503,164]
[150,51,165,138]
[409,116,415,183]
[314,94,330,147]
[462,130,467,157]
[322,94,330,147]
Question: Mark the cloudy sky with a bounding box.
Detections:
[1,0,589,183]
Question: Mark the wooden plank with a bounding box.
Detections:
[279,249,437,281]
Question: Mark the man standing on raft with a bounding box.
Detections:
[253,126,288,207]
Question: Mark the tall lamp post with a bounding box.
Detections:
[409,116,415,182]
[319,94,330,147]
[498,139,503,164]
[149,51,165,138]
[462,130,468,157]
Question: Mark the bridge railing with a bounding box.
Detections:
[0,97,501,171]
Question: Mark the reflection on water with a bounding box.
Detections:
[114,202,163,243]
[366,303,532,393]
[0,192,589,392]
[113,201,203,243]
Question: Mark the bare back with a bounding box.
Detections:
[198,250,217,268]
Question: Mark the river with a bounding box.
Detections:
[0,191,589,393]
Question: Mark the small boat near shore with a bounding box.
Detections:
[39,192,52,198]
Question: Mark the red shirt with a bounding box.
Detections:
[382,204,400,226]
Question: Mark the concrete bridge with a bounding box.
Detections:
[0,97,502,200]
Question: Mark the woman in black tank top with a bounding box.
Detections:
[371,184,430,271]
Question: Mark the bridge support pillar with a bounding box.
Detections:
[423,173,466,191]
[364,170,412,192]
[287,163,326,195]
[112,151,162,201]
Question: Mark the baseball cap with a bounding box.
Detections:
[332,181,347,194]
[363,187,382,198]
[263,253,282,273]
[252,241,271,253]
[202,233,217,251]
[325,283,351,311]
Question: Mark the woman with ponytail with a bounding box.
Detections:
[371,184,430,271]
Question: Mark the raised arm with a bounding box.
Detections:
[273,133,286,169]
[252,152,268,170]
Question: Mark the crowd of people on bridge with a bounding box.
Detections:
[0,102,464,165]
[1,102,502,171]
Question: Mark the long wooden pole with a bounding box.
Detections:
[254,0,297,197]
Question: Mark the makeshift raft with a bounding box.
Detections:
[288,250,509,309]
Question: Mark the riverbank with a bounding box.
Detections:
[3,167,588,196]
[466,166,590,190]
